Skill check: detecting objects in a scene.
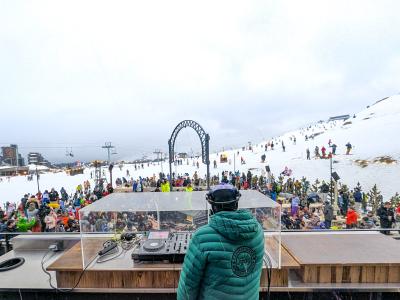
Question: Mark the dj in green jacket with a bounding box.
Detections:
[177,185,265,300]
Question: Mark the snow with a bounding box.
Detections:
[1,95,399,206]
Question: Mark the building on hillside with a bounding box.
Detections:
[177,152,188,159]
[1,144,25,166]
[28,152,51,167]
[0,166,29,176]
[328,115,350,122]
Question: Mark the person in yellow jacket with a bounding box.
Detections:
[185,183,193,192]
[161,179,170,192]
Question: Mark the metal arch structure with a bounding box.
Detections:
[168,120,210,189]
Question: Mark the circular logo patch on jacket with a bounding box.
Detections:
[231,246,256,277]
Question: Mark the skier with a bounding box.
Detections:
[345,142,352,155]
[331,144,337,155]
[321,146,326,158]
[261,154,266,163]
[271,141,274,150]
[314,146,320,158]
[282,141,286,152]
[213,160,217,169]
[306,148,311,160]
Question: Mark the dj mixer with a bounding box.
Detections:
[131,231,192,263]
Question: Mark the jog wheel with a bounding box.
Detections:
[143,240,165,252]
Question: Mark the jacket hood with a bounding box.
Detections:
[209,210,261,241]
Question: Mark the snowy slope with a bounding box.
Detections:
[1,95,399,205]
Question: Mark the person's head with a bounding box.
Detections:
[384,201,391,209]
[6,219,15,228]
[206,184,241,214]
[28,202,36,211]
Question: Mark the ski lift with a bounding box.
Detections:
[65,147,74,157]
[112,148,118,155]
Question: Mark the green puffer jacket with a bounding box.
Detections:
[177,210,264,300]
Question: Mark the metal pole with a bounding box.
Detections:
[330,155,333,204]
[233,152,236,174]
[206,134,210,190]
[160,152,163,173]
[207,162,210,190]
[15,146,19,176]
[36,166,40,193]
[168,140,173,187]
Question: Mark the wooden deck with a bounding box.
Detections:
[48,237,300,289]
[281,233,400,284]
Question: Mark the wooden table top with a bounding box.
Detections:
[48,236,300,272]
[282,233,400,266]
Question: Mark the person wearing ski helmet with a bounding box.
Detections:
[177,184,264,300]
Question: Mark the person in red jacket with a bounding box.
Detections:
[321,146,327,158]
[346,207,358,229]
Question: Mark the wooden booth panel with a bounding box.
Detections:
[299,265,400,284]
[57,270,180,289]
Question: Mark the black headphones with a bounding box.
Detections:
[121,232,136,242]
[206,185,241,205]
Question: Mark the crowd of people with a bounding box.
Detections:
[0,180,114,235]
[277,179,400,234]
[1,167,399,236]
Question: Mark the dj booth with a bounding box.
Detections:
[48,190,285,291]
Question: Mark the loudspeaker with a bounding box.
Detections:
[265,165,271,172]
[332,172,340,181]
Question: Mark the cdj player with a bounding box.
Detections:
[132,231,192,263]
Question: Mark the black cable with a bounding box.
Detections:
[97,238,139,263]
[96,246,123,263]
[263,253,272,298]
[41,249,90,292]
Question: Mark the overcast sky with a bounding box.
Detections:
[1,0,400,163]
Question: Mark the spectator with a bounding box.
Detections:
[161,179,170,192]
[346,207,358,229]
[44,208,57,232]
[353,189,362,214]
[377,201,395,235]
[323,201,334,229]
